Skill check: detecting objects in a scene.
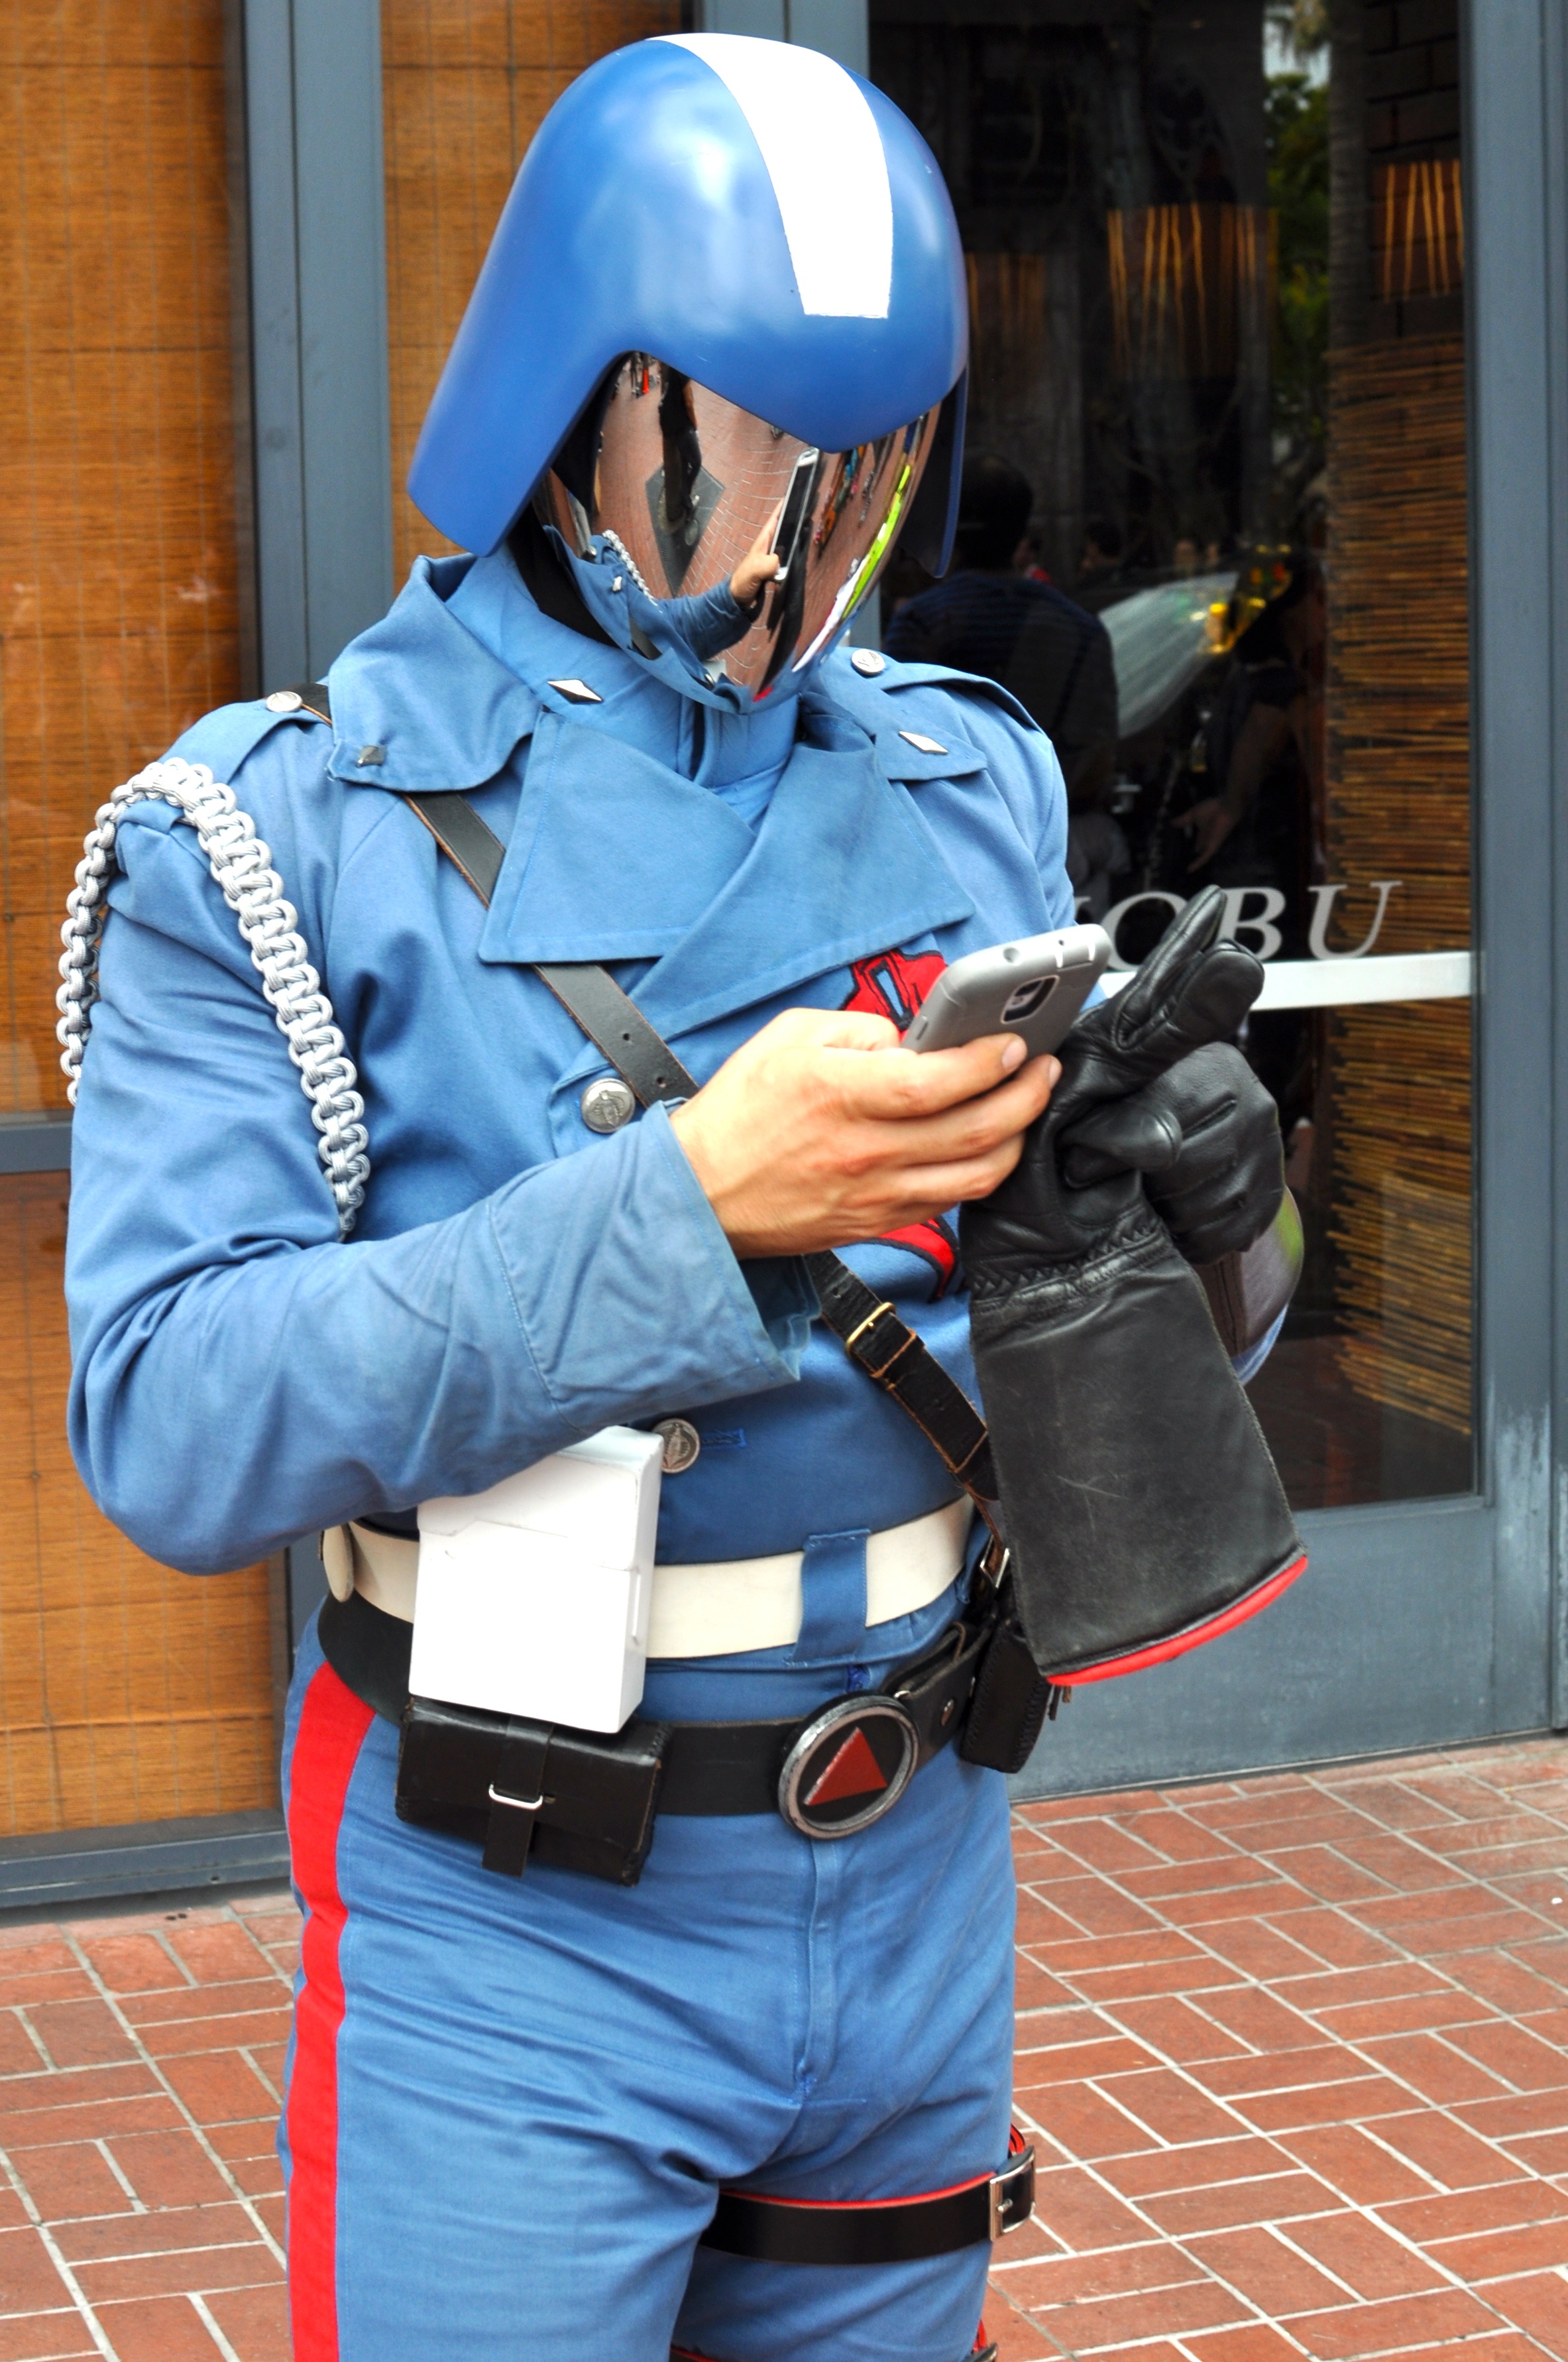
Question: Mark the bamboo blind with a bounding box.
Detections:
[0,1177,276,1832]
[0,7,275,1833]
[1325,335,1471,1435]
[1373,160,1464,306]
[966,252,1050,412]
[384,0,683,581]
[1107,205,1271,382]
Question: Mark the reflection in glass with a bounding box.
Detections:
[873,0,1470,1507]
[535,357,942,693]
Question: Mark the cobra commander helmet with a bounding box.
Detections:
[408,32,968,698]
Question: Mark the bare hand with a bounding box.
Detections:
[730,514,783,610]
[669,1007,1059,1258]
[1178,797,1239,872]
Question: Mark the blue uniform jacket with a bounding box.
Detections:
[66,552,1077,1576]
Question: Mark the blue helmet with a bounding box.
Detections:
[408,34,968,575]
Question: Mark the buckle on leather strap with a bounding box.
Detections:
[989,2132,1036,2240]
[840,1299,915,1377]
[776,1696,919,1838]
[699,2129,1036,2267]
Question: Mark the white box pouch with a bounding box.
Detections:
[410,1427,664,1734]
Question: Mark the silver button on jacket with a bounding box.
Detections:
[581,1075,637,1134]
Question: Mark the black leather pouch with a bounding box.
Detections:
[396,1696,670,1887]
[958,1608,1055,1775]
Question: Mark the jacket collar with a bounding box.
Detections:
[324,561,980,1034]
[477,707,974,1036]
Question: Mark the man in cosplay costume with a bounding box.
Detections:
[59,35,1303,2362]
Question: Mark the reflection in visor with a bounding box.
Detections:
[535,357,941,693]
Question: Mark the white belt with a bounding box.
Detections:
[325,1498,973,1660]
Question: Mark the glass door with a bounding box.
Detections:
[870,0,1551,1782]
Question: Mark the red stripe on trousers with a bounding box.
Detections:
[286,1663,374,2362]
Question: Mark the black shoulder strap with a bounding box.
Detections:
[282,676,1003,1529]
[406,791,508,904]
[406,788,1001,1523]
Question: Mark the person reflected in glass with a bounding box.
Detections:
[1178,558,1324,880]
[1178,556,1326,1171]
[884,455,1125,914]
[1076,515,1124,603]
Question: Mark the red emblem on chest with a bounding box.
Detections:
[839,949,959,1295]
[842,947,946,1031]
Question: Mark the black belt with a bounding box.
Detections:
[323,1586,997,1881]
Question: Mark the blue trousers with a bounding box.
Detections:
[279,1607,1016,2360]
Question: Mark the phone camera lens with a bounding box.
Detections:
[1002,976,1057,1024]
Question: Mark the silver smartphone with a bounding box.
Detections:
[768,448,820,584]
[903,924,1112,1060]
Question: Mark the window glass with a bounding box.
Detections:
[873,0,1471,1507]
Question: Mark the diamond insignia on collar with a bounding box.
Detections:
[548,678,604,704]
[899,729,948,756]
[356,744,386,766]
[850,648,886,675]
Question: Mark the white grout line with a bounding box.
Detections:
[1001,1781,1561,2349]
[93,2138,144,2214]
[0,2143,120,2360]
[237,2046,284,2111]
[12,2010,57,2075]
[188,2290,245,2361]
[61,1922,286,2273]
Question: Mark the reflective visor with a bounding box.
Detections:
[535,355,942,692]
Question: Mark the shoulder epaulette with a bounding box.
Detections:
[166,684,333,783]
[820,651,1040,740]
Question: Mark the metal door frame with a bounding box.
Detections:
[1021,0,1567,1791]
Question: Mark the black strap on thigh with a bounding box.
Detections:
[697,2127,1035,2267]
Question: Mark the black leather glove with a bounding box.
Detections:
[959,888,1304,1683]
[1061,1042,1285,1268]
[962,890,1268,1281]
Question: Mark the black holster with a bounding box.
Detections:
[397,1702,669,1886]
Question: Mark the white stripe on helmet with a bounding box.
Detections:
[663,33,893,321]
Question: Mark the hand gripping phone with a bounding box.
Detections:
[902,925,1112,1061]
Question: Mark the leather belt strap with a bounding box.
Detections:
[699,2127,1036,2265]
[532,959,697,1108]
[318,1584,989,1812]
[805,1251,997,1502]
[404,788,507,904]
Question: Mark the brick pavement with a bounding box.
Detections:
[0,1738,1563,2358]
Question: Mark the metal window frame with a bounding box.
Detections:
[242,0,395,689]
[698,0,868,74]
